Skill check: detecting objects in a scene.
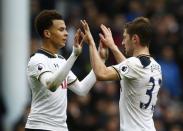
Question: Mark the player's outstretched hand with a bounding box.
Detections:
[73,29,84,56]
[80,20,94,45]
[99,24,116,49]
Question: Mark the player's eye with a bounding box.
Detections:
[59,27,66,32]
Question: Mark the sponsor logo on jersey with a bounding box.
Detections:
[37,64,44,71]
[54,63,59,68]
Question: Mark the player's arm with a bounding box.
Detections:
[40,29,84,91]
[68,70,96,96]
[81,20,120,81]
[68,42,108,96]
[99,24,126,63]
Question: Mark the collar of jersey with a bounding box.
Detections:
[136,54,151,58]
[37,48,57,58]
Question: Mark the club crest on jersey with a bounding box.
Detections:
[120,65,129,74]
[37,64,44,71]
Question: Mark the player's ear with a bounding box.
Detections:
[132,34,140,44]
[43,30,51,38]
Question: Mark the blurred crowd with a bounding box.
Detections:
[5,0,183,131]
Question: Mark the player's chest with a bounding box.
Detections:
[47,58,68,89]
[48,58,65,72]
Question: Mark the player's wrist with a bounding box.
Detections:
[110,44,118,52]
[88,38,95,46]
[72,46,81,57]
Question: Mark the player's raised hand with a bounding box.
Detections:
[73,29,84,56]
[98,40,109,61]
[80,20,94,45]
[99,24,116,49]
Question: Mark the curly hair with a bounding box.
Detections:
[35,10,63,38]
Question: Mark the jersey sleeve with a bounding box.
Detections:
[112,59,139,80]
[67,71,78,86]
[27,56,52,80]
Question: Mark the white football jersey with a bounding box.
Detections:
[25,49,77,131]
[113,56,162,131]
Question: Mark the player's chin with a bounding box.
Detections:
[63,39,67,43]
[61,41,66,45]
[58,43,65,48]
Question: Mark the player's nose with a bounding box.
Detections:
[64,30,68,37]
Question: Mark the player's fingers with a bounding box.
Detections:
[101,24,109,33]
[80,31,85,39]
[99,41,104,49]
[83,20,90,30]
[108,27,112,33]
[79,31,85,46]
[74,29,79,43]
[80,37,85,47]
[78,29,83,44]
[75,29,80,42]
[81,20,86,27]
[81,20,88,30]
[80,20,88,32]
[100,24,109,36]
[75,29,82,47]
[100,25,106,34]
[80,20,85,26]
[80,20,86,31]
[99,33,105,41]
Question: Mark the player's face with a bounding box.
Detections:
[48,20,68,48]
[122,29,134,57]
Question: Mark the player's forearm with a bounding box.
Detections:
[110,45,126,63]
[41,52,78,91]
[89,41,108,80]
[52,53,78,84]
[69,70,96,96]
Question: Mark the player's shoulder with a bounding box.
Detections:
[126,57,139,63]
[126,55,153,68]
[125,57,141,67]
[28,49,51,66]
[29,52,47,63]
[150,58,161,66]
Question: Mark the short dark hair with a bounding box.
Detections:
[124,17,153,46]
[34,10,63,38]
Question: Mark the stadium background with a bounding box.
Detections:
[0,0,183,131]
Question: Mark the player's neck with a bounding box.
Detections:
[41,40,58,54]
[133,46,150,57]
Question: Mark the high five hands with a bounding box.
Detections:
[80,20,109,61]
[80,20,94,45]
[99,24,116,50]
[73,29,84,56]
